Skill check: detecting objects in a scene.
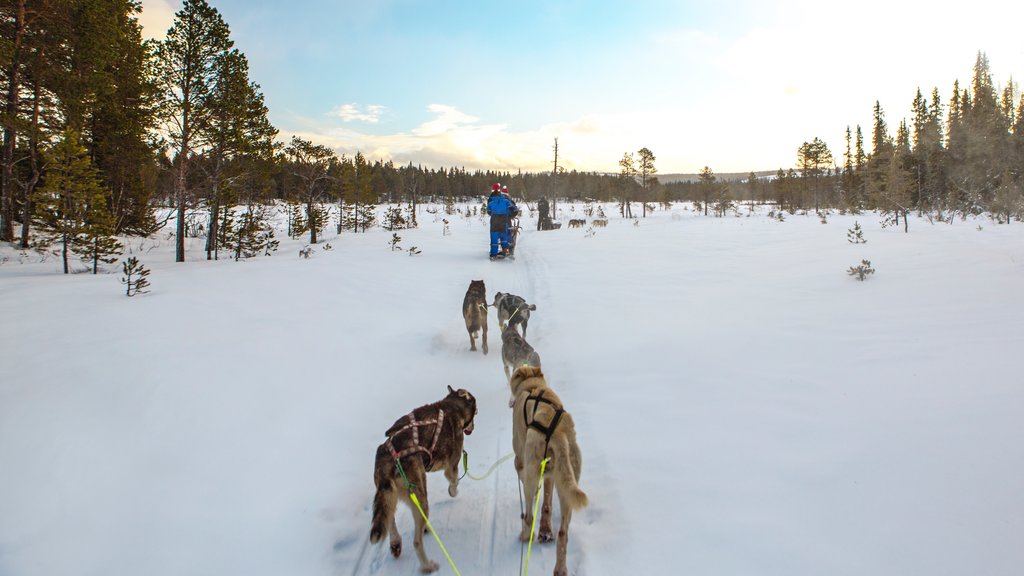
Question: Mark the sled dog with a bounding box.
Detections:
[501,326,542,385]
[509,366,587,576]
[492,291,536,337]
[462,280,488,354]
[369,386,478,574]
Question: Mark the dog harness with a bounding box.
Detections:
[522,389,564,458]
[386,409,445,467]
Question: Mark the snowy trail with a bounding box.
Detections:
[338,221,580,576]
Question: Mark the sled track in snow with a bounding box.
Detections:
[341,231,571,575]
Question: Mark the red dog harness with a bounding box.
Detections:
[386,409,446,466]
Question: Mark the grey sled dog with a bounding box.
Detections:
[501,324,542,385]
[492,291,536,337]
[509,366,587,576]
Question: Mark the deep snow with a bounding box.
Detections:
[1,203,1022,576]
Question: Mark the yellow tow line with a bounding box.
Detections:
[409,492,461,576]
[523,457,550,576]
[395,458,462,575]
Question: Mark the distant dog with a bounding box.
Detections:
[370,386,478,574]
[567,218,586,228]
[591,219,608,227]
[501,326,541,386]
[492,291,536,337]
[462,280,488,354]
[509,367,587,576]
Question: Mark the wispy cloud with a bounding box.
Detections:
[330,103,387,124]
[137,0,178,41]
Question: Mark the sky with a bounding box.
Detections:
[137,0,1024,175]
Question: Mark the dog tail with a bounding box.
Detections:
[370,446,397,544]
[551,434,588,510]
[528,304,537,311]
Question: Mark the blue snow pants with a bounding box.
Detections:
[490,229,509,257]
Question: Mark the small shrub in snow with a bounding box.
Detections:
[120,257,150,296]
[407,246,421,256]
[389,233,402,251]
[848,259,875,281]
[442,219,450,236]
[299,246,313,259]
[847,221,866,243]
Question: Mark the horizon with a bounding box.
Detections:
[138,0,1024,175]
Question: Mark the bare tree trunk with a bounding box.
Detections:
[19,55,43,248]
[1,0,27,242]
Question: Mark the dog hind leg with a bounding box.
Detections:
[481,314,488,355]
[553,501,574,576]
[403,464,438,573]
[538,474,555,542]
[518,463,540,542]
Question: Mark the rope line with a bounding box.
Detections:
[409,492,462,576]
[461,450,514,481]
[522,457,550,576]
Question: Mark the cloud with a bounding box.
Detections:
[137,0,179,41]
[330,104,387,124]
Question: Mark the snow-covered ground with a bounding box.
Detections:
[2,203,1022,576]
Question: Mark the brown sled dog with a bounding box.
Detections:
[462,280,488,354]
[509,366,587,576]
[370,386,478,573]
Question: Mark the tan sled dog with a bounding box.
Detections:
[509,366,587,576]
[370,386,478,573]
[462,280,488,354]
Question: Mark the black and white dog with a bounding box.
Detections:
[492,292,537,337]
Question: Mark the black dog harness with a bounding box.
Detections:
[385,409,445,467]
[522,389,564,458]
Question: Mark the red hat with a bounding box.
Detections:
[491,183,501,191]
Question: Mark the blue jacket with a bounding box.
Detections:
[487,193,518,232]
[487,194,516,216]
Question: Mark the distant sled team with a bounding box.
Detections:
[369,278,586,576]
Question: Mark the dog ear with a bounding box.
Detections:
[447,384,455,395]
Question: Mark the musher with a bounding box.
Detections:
[487,183,519,259]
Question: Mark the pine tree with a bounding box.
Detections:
[197,48,276,260]
[698,166,715,215]
[32,130,109,274]
[155,0,232,262]
[796,137,833,213]
[636,147,656,217]
[90,1,160,236]
[617,152,636,218]
[121,256,150,296]
[847,221,866,243]
[284,135,335,244]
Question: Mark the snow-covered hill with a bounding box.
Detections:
[2,204,1022,576]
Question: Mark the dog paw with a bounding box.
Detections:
[538,528,554,542]
[448,483,458,497]
[390,541,402,558]
[420,559,439,573]
[553,566,568,576]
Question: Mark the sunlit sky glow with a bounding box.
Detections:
[139,0,1024,175]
